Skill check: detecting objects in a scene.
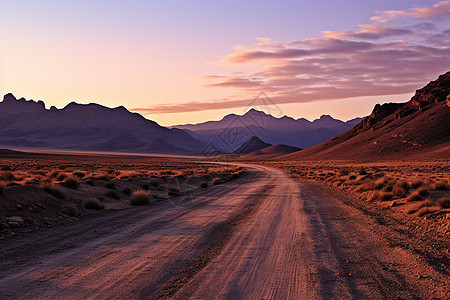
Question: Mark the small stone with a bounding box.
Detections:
[7,216,24,227]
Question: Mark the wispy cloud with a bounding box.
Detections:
[371,1,450,23]
[136,1,450,115]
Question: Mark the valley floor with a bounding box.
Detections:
[0,164,448,299]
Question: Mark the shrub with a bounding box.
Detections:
[437,197,450,208]
[0,171,15,182]
[355,183,375,193]
[142,183,150,190]
[213,177,222,185]
[168,186,182,196]
[417,207,432,217]
[411,179,423,188]
[122,187,132,195]
[392,182,408,198]
[407,199,433,214]
[130,190,150,206]
[105,190,120,200]
[56,173,68,181]
[417,187,429,196]
[231,173,240,180]
[406,191,422,202]
[379,192,394,201]
[201,180,208,188]
[42,185,66,199]
[339,168,350,176]
[433,182,447,190]
[359,167,367,175]
[73,171,86,178]
[63,178,79,189]
[84,199,105,210]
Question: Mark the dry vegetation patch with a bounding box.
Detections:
[0,152,247,237]
[259,160,450,224]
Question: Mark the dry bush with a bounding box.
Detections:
[406,191,422,202]
[56,173,68,181]
[393,182,408,198]
[369,191,393,202]
[433,181,448,190]
[417,187,429,196]
[411,179,423,188]
[130,190,150,206]
[63,178,80,189]
[359,167,367,175]
[407,199,433,214]
[84,199,105,210]
[374,178,385,190]
[0,170,16,182]
[417,207,433,217]
[201,180,208,188]
[42,185,66,199]
[339,168,350,176]
[355,182,375,193]
[73,171,86,178]
[437,197,450,208]
[168,186,182,196]
[213,177,222,185]
[382,185,393,192]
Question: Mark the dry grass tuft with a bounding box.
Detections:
[130,190,150,206]
[407,199,433,214]
[411,179,423,188]
[417,207,433,217]
[417,187,429,196]
[84,199,105,210]
[63,178,80,189]
[42,185,66,199]
[406,191,422,202]
[168,186,182,196]
[433,181,448,190]
[201,180,208,188]
[213,177,222,185]
[437,197,450,208]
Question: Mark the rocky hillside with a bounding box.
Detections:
[282,71,450,161]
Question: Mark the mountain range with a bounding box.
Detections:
[173,110,363,152]
[0,94,364,155]
[0,94,203,154]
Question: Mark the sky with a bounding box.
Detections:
[0,0,449,125]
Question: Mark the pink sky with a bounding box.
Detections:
[1,1,449,125]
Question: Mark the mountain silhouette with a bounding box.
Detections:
[0,94,203,154]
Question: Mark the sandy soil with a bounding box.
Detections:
[0,164,448,299]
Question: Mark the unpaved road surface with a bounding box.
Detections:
[0,165,448,299]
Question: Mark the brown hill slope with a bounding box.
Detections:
[241,144,302,160]
[282,71,450,161]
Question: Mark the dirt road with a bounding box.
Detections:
[0,165,448,299]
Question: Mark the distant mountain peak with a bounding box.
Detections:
[1,93,46,113]
[234,136,271,155]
